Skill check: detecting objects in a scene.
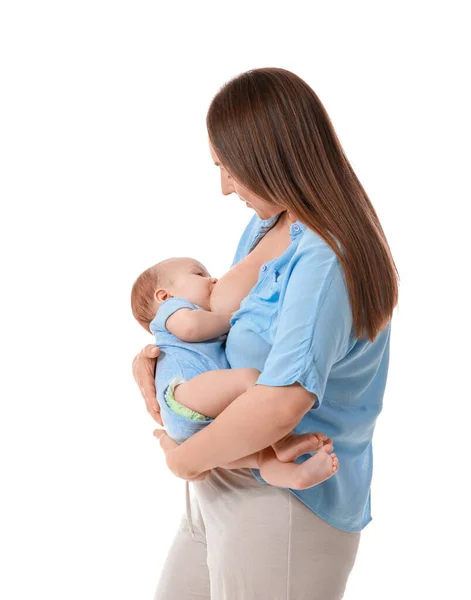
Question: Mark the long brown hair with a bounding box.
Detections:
[206,67,399,342]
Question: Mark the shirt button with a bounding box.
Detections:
[292,224,301,233]
[261,264,267,272]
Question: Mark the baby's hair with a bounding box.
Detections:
[131,261,173,333]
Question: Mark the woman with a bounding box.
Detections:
[133,67,398,599]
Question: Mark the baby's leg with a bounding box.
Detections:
[218,444,338,489]
[173,368,260,418]
[218,433,332,473]
[257,445,339,490]
[272,431,333,462]
[219,452,262,470]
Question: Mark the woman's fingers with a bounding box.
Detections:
[153,430,212,481]
[145,394,163,426]
[142,344,161,360]
[153,429,179,453]
[132,344,163,425]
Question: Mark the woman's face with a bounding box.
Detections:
[209,141,284,221]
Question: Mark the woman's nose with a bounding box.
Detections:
[221,170,234,195]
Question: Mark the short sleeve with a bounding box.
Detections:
[149,298,197,334]
[256,246,353,409]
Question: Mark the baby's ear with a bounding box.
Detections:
[155,288,171,304]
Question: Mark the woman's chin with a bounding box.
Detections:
[252,207,266,219]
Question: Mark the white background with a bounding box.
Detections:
[1,1,469,598]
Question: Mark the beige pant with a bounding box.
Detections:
[154,468,361,600]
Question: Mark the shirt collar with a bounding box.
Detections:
[289,221,307,239]
[257,212,307,245]
[258,212,283,229]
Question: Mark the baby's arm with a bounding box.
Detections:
[166,308,232,342]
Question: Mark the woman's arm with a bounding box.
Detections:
[166,382,315,479]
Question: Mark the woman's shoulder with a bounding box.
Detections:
[292,225,344,281]
[296,224,339,252]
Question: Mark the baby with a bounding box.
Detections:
[131,256,338,490]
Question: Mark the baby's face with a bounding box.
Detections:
[168,258,217,310]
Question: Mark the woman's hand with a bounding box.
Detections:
[153,429,213,481]
[132,344,163,425]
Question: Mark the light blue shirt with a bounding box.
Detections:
[150,298,230,405]
[225,212,391,532]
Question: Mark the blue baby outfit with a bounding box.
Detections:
[225,212,391,532]
[149,298,229,443]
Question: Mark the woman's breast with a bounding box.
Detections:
[210,218,291,314]
[225,267,282,370]
[210,250,265,314]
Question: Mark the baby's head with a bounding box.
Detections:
[131,257,217,332]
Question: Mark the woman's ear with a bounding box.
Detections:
[154,288,172,304]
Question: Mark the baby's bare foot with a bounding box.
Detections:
[291,444,338,490]
[273,432,330,463]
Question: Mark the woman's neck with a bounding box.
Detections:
[272,209,296,232]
